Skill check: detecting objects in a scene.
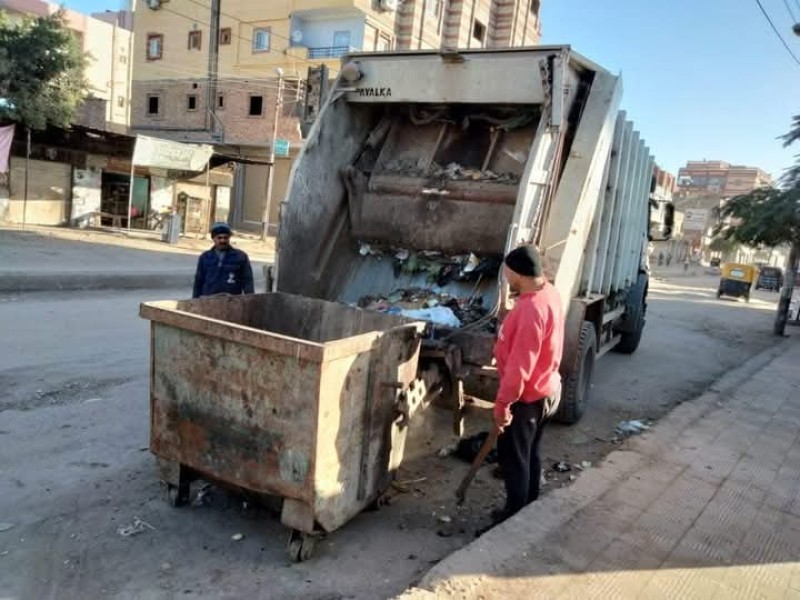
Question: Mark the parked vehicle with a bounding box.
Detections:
[710,257,721,268]
[717,263,756,302]
[755,266,783,292]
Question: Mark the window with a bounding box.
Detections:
[147,94,161,116]
[146,34,163,60]
[219,28,232,45]
[188,30,202,50]
[426,0,441,17]
[376,33,392,51]
[472,20,486,44]
[117,96,125,108]
[217,93,225,110]
[332,30,351,49]
[249,95,263,116]
[187,94,198,111]
[252,28,270,53]
[119,54,127,65]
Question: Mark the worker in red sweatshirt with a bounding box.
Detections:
[492,245,565,522]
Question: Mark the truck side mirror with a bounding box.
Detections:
[649,201,674,241]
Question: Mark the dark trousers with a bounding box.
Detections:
[497,400,547,516]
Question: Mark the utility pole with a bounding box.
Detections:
[206,0,221,135]
[774,242,799,336]
[261,69,284,241]
[22,127,30,230]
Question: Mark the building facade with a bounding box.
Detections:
[0,0,133,131]
[677,160,772,198]
[130,0,542,230]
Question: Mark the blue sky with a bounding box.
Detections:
[66,0,800,179]
[539,0,800,179]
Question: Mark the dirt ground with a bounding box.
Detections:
[0,271,782,599]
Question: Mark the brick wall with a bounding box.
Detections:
[131,78,304,149]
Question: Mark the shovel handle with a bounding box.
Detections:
[455,424,501,505]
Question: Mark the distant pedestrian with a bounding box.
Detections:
[658,252,664,266]
[192,222,255,298]
[684,258,690,273]
[666,254,672,266]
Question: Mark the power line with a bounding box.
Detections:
[754,0,800,66]
[783,0,798,21]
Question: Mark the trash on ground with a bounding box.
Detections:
[438,442,458,457]
[437,515,452,524]
[552,462,571,473]
[580,460,593,470]
[454,432,498,465]
[568,474,577,482]
[231,533,244,542]
[117,517,156,537]
[615,420,651,436]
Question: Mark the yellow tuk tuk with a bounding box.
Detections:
[717,263,756,302]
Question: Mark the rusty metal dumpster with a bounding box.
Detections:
[139,292,424,560]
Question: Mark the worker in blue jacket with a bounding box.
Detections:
[192,222,255,298]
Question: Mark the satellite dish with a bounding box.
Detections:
[291,30,303,44]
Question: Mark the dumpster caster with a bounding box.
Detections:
[287,530,320,562]
[161,481,190,508]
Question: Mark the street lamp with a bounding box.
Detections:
[261,68,285,241]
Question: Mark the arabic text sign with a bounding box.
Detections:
[133,135,214,172]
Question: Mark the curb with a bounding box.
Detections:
[396,339,790,599]
[0,273,266,293]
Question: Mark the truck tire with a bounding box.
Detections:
[614,272,648,355]
[556,322,596,424]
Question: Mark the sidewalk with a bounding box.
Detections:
[400,338,800,599]
[0,225,273,292]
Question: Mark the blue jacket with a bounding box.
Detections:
[192,247,255,298]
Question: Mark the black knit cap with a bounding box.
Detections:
[210,222,232,236]
[504,245,543,277]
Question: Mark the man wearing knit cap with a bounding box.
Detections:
[192,222,255,298]
[492,245,564,523]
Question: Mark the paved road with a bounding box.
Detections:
[0,274,783,599]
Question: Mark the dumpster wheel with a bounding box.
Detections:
[287,529,321,562]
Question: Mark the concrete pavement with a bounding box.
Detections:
[400,337,800,599]
[0,226,272,292]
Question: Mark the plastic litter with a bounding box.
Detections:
[117,517,156,537]
[552,462,571,473]
[615,420,651,436]
[231,533,244,542]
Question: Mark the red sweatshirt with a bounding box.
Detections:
[493,282,564,418]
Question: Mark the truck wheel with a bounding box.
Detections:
[556,323,596,424]
[615,309,645,355]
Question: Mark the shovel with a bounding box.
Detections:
[455,424,501,506]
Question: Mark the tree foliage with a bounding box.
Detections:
[0,10,86,130]
[716,186,800,248]
[780,114,800,188]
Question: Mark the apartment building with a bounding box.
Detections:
[131,0,542,230]
[0,0,133,130]
[677,160,772,197]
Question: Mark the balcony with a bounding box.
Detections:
[307,45,356,59]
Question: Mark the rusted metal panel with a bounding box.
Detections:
[142,293,424,534]
[150,323,321,503]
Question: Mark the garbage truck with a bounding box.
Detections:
[277,45,673,427]
[140,46,673,559]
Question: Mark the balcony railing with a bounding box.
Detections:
[307,46,355,59]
